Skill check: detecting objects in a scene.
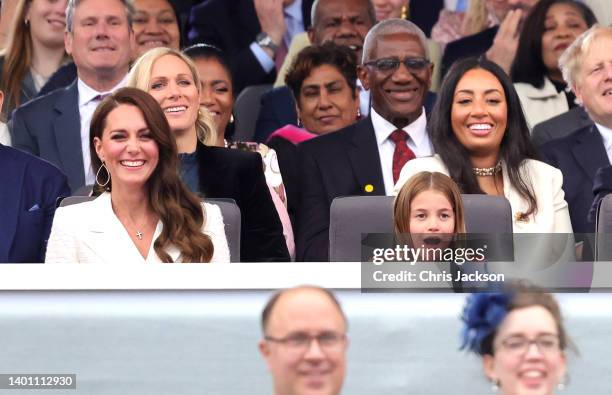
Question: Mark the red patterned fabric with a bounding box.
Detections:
[390,129,415,184]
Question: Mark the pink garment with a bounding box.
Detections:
[266,124,316,144]
[431,9,497,47]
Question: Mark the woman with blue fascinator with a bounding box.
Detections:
[460,284,573,394]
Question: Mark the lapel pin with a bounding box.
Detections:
[364,184,374,193]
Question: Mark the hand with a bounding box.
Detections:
[486,9,523,74]
[254,0,286,46]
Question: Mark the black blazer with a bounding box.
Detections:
[296,116,385,262]
[539,125,610,233]
[195,142,290,262]
[188,0,314,94]
[440,26,498,79]
[0,144,70,262]
[10,80,84,192]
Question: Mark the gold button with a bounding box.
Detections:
[364,184,374,193]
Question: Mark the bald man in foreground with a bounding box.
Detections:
[259,286,348,395]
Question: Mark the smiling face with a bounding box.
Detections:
[574,33,612,128]
[309,0,374,61]
[450,68,508,159]
[132,0,180,59]
[483,306,567,395]
[359,31,432,129]
[372,0,408,21]
[297,64,359,135]
[259,288,347,395]
[26,0,67,49]
[541,3,588,77]
[94,103,159,191]
[64,0,133,82]
[408,189,456,250]
[194,57,233,137]
[147,54,200,137]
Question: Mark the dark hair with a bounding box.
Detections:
[285,42,358,105]
[261,286,347,333]
[511,0,597,87]
[431,57,539,218]
[89,87,214,262]
[311,0,376,28]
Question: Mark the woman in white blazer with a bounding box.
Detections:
[510,0,596,129]
[46,88,230,263]
[395,57,573,235]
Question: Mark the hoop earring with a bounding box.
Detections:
[96,162,110,187]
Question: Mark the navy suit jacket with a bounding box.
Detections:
[0,144,70,262]
[188,0,314,94]
[296,116,385,261]
[254,87,437,143]
[540,125,610,233]
[10,81,84,192]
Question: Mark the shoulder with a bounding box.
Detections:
[445,26,498,51]
[0,145,65,180]
[13,83,71,116]
[299,119,365,152]
[262,86,292,101]
[540,124,591,153]
[203,201,223,219]
[198,143,261,165]
[191,0,232,18]
[394,155,449,194]
[521,159,563,182]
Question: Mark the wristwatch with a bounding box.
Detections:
[256,32,280,56]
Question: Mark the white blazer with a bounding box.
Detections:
[46,193,230,263]
[514,78,569,131]
[393,155,573,234]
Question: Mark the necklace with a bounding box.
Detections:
[473,161,502,177]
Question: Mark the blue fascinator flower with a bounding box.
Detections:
[460,292,513,355]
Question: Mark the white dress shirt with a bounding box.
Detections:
[78,75,128,184]
[370,106,433,195]
[357,79,370,117]
[595,122,612,165]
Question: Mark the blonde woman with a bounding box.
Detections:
[127,47,290,262]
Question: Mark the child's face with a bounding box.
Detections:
[409,189,456,249]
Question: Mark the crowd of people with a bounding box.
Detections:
[1,0,612,263]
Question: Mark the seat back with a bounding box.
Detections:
[59,196,241,262]
[596,194,612,260]
[233,84,272,141]
[329,194,513,262]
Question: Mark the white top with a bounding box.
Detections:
[595,122,612,166]
[370,106,433,195]
[393,154,573,234]
[0,122,10,146]
[77,75,128,184]
[514,77,569,130]
[46,193,230,263]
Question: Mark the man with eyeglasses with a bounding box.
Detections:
[296,19,434,262]
[259,286,348,395]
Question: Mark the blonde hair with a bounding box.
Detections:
[560,24,612,94]
[394,171,466,237]
[463,0,488,36]
[127,47,217,146]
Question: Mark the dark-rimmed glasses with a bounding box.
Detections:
[364,57,430,73]
[498,334,561,356]
[265,331,347,354]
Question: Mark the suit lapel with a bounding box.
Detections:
[53,81,85,189]
[302,0,313,28]
[0,145,25,260]
[347,117,385,196]
[572,125,610,181]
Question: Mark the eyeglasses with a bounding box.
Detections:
[364,57,430,73]
[265,331,346,353]
[498,335,561,356]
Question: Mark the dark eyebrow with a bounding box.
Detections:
[455,89,503,95]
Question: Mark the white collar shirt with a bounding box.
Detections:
[371,106,432,195]
[595,122,612,165]
[77,75,128,184]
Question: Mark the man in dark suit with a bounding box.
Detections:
[441,0,539,77]
[296,19,434,261]
[254,0,376,142]
[0,144,70,262]
[531,106,593,147]
[540,26,612,234]
[10,0,134,192]
[188,0,314,94]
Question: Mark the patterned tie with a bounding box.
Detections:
[92,93,111,103]
[389,129,416,184]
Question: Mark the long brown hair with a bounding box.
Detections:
[394,171,466,236]
[89,87,214,262]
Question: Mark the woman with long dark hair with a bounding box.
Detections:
[395,57,572,233]
[46,87,230,263]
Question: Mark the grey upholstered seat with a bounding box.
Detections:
[596,194,612,261]
[329,194,513,262]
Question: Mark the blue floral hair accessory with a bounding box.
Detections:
[460,292,513,355]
